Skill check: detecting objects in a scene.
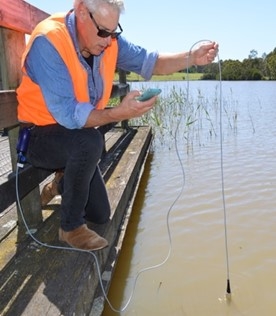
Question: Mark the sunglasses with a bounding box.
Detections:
[89,12,123,39]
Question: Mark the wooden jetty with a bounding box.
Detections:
[0,1,152,315]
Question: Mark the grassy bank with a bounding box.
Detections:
[115,72,203,81]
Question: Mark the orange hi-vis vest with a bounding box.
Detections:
[17,12,118,126]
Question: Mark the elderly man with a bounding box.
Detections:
[17,0,218,250]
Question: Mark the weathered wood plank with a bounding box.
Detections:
[0,137,11,184]
[101,128,136,181]
[0,0,49,34]
[0,91,18,129]
[0,29,25,89]
[0,204,17,243]
[107,127,152,217]
[0,165,52,213]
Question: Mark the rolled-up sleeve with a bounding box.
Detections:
[116,36,158,81]
[25,36,93,129]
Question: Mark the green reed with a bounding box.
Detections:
[128,85,239,151]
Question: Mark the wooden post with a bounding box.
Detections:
[119,69,130,130]
[0,28,25,89]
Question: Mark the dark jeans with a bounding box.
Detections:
[26,124,111,231]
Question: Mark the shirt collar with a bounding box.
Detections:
[66,10,82,57]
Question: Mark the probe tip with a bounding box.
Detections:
[225,278,232,301]
[226,279,231,294]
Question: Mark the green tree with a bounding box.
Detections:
[242,58,264,80]
[221,60,243,80]
[248,49,258,59]
[265,48,276,80]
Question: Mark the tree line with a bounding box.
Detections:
[187,47,276,80]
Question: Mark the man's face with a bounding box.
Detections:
[77,3,121,56]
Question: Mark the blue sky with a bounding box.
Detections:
[26,0,276,61]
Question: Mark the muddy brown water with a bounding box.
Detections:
[103,81,276,316]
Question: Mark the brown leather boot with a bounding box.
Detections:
[41,171,64,206]
[59,224,108,251]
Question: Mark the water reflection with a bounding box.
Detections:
[103,81,276,316]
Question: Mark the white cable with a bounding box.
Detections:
[187,41,231,295]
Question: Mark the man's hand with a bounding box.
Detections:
[112,90,157,121]
[192,42,219,66]
[85,90,158,128]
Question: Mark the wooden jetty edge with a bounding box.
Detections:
[0,1,152,315]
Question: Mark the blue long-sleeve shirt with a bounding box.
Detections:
[24,11,158,129]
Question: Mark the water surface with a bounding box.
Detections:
[103,81,276,316]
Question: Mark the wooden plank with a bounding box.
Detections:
[0,91,18,131]
[0,0,49,35]
[0,0,47,89]
[0,205,17,242]
[107,127,151,215]
[0,137,11,184]
[0,165,45,213]
[101,128,136,181]
[0,29,25,89]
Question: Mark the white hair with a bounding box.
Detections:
[74,0,125,14]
